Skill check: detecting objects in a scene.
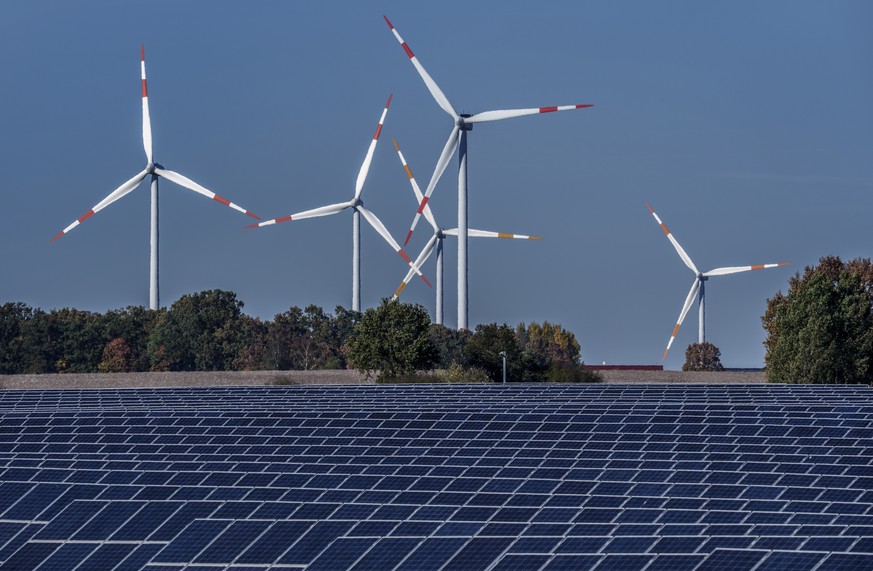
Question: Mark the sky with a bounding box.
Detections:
[1,1,871,369]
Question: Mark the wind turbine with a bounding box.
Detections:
[647,203,788,361]
[52,45,260,310]
[391,138,541,325]
[384,15,592,329]
[246,95,430,313]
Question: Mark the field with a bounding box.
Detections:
[0,369,765,390]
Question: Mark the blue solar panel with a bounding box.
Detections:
[0,384,870,569]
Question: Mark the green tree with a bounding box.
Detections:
[763,256,873,384]
[148,290,244,371]
[465,323,524,382]
[345,299,437,381]
[268,305,336,370]
[51,308,106,373]
[15,308,54,373]
[0,302,36,374]
[682,342,725,371]
[231,315,270,370]
[429,324,472,369]
[102,306,163,372]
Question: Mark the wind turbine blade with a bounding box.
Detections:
[355,94,392,201]
[466,104,593,124]
[464,229,543,240]
[358,205,431,287]
[392,138,438,233]
[663,278,701,362]
[405,126,459,246]
[647,203,699,275]
[393,234,439,299]
[141,45,153,165]
[245,201,352,229]
[51,169,150,242]
[704,263,789,277]
[383,15,458,119]
[154,167,260,220]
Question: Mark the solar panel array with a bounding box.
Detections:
[0,384,871,570]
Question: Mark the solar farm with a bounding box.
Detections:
[0,384,871,570]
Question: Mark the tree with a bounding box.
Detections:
[50,308,106,373]
[516,321,600,382]
[232,315,270,371]
[429,324,472,369]
[102,306,163,372]
[763,256,873,384]
[0,303,36,374]
[99,338,133,373]
[148,290,244,371]
[345,299,437,381]
[464,323,524,382]
[682,342,724,371]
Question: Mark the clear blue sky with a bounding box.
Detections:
[1,1,871,369]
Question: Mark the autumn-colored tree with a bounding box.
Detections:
[682,342,724,371]
[99,338,133,373]
[763,256,873,384]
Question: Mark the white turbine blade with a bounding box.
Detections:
[464,229,543,240]
[355,94,392,201]
[663,278,701,362]
[466,104,593,124]
[647,203,698,275]
[358,205,431,287]
[704,263,789,277]
[246,200,352,229]
[154,167,260,220]
[51,169,149,242]
[392,138,438,233]
[404,126,459,246]
[384,16,458,119]
[140,45,153,165]
[393,233,439,299]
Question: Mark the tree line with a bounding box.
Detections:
[0,291,599,382]
[0,291,359,374]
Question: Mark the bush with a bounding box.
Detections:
[435,362,491,383]
[545,363,603,383]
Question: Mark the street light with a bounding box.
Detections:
[498,351,507,384]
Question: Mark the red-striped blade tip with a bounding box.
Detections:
[778,262,790,267]
[385,93,393,108]
[392,137,400,151]
[140,44,145,61]
[419,274,432,288]
[244,223,260,230]
[646,203,654,214]
[576,104,594,109]
[531,236,544,240]
[383,15,394,29]
[246,211,261,220]
[404,230,413,247]
[50,232,64,243]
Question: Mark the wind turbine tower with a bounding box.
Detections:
[384,16,592,329]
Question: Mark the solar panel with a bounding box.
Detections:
[0,383,870,569]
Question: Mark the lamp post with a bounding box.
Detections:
[499,351,507,384]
